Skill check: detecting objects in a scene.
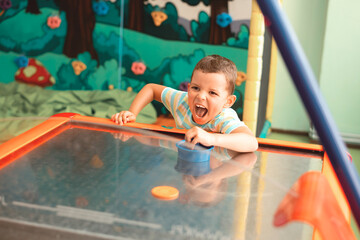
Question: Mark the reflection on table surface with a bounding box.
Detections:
[0,120,322,240]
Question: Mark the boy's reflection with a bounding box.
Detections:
[113,131,257,207]
[178,151,257,207]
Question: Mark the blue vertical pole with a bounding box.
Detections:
[256,0,360,227]
[118,0,124,89]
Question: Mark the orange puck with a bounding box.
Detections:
[151,186,179,200]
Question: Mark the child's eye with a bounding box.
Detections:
[210,91,218,96]
[191,86,199,91]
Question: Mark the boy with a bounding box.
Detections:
[112,55,258,152]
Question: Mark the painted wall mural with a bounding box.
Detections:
[0,0,251,117]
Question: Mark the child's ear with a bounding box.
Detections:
[187,83,190,91]
[224,95,236,108]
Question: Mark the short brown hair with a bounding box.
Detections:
[191,55,237,94]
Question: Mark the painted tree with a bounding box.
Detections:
[127,0,144,32]
[182,0,232,45]
[26,0,41,14]
[56,0,99,62]
[114,0,129,27]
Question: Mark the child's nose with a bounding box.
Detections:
[197,91,206,100]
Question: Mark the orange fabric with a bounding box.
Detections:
[273,171,356,240]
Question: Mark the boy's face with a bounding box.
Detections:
[188,70,236,125]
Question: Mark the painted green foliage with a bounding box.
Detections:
[21,12,67,56]
[181,0,210,6]
[0,0,27,20]
[144,2,189,41]
[0,10,66,55]
[56,52,97,90]
[93,32,124,65]
[190,11,210,43]
[0,0,249,118]
[0,37,16,52]
[88,59,120,90]
[227,24,249,48]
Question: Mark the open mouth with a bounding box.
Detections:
[195,104,208,118]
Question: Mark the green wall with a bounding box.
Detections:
[272,0,360,139]
[272,0,328,132]
[319,0,360,136]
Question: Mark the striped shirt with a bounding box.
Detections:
[161,87,245,134]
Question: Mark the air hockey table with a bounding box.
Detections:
[0,114,355,240]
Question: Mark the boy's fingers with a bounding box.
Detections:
[112,111,135,125]
[128,114,136,122]
[184,137,196,150]
[122,113,131,124]
[191,136,199,146]
[184,129,194,142]
[185,130,198,146]
[118,113,124,124]
[113,113,120,124]
[120,112,129,125]
[113,111,135,125]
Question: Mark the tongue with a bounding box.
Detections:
[195,107,207,117]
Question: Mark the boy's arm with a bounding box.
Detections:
[185,126,258,152]
[129,83,166,115]
[217,126,258,152]
[112,84,166,125]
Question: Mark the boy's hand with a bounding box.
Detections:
[111,111,136,125]
[111,132,133,142]
[185,126,215,147]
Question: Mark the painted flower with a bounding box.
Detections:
[131,62,146,75]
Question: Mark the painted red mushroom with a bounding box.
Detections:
[14,58,55,87]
